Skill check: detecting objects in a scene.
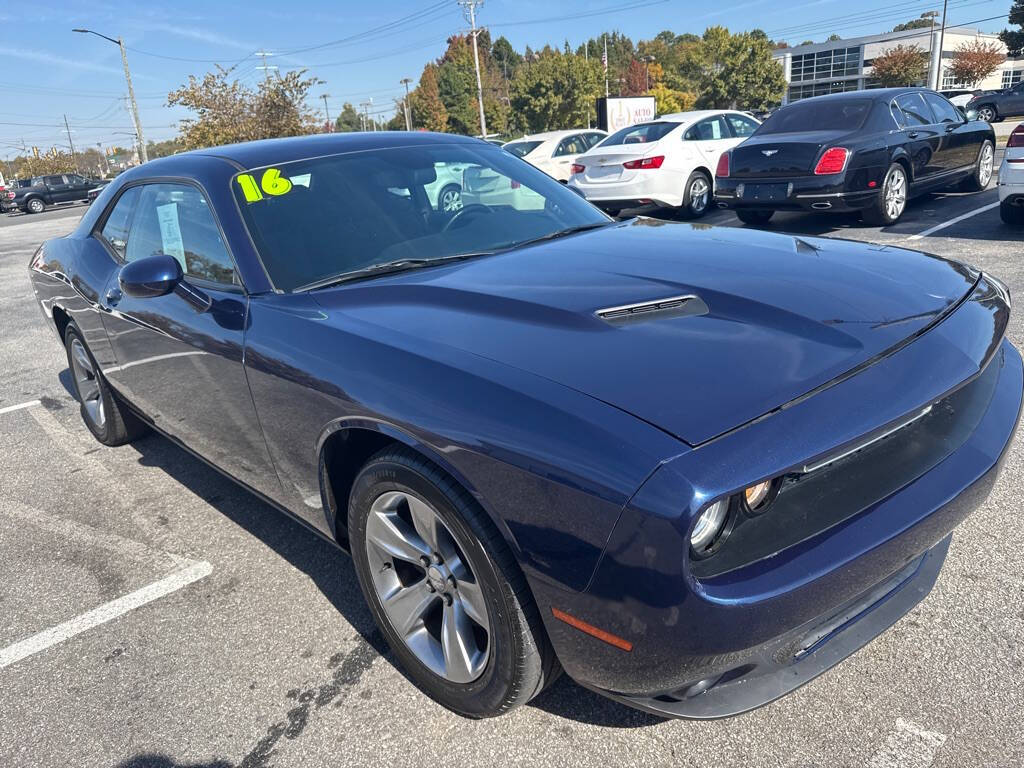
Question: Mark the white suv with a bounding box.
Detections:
[999,122,1024,224]
[567,110,760,218]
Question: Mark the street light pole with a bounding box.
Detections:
[73,29,148,163]
[400,78,413,131]
[936,0,949,86]
[63,114,78,171]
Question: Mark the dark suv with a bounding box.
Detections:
[967,82,1024,123]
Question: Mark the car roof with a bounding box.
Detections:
[655,109,746,123]
[782,88,931,106]
[146,131,489,171]
[505,129,605,144]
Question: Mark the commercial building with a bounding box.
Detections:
[773,26,1024,104]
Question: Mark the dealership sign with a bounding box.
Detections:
[596,97,657,132]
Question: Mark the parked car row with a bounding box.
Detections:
[565,88,997,227]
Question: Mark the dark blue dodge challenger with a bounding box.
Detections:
[28,132,1022,719]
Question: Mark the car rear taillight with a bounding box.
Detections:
[1008,126,1024,148]
[510,180,521,189]
[570,163,585,175]
[716,152,729,178]
[623,155,664,170]
[814,147,850,175]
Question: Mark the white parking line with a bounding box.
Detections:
[0,399,41,415]
[0,559,212,670]
[907,201,1000,241]
[867,719,947,768]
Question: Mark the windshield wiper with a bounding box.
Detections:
[295,252,492,292]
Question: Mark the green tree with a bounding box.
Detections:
[579,31,635,93]
[334,102,362,132]
[146,138,183,158]
[892,15,935,32]
[827,34,843,41]
[410,64,449,133]
[1001,0,1024,56]
[509,50,602,133]
[689,26,786,109]
[168,66,322,149]
[491,36,522,81]
[869,44,929,86]
[435,32,508,136]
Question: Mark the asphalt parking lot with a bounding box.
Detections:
[1,175,1023,768]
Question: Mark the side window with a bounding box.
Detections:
[126,183,237,285]
[584,132,606,148]
[98,186,142,259]
[43,175,64,186]
[923,93,961,124]
[554,135,587,156]
[725,113,759,138]
[684,116,728,141]
[890,102,906,128]
[895,93,930,127]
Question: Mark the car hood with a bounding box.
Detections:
[312,219,978,445]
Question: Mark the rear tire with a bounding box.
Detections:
[437,184,463,213]
[958,140,994,192]
[976,105,997,122]
[862,163,908,226]
[678,170,712,219]
[64,323,147,446]
[348,446,559,718]
[1001,199,1024,224]
[735,209,774,226]
[26,198,45,214]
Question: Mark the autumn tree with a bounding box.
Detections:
[1001,0,1024,56]
[509,49,602,133]
[410,64,449,133]
[18,152,78,176]
[334,102,362,132]
[869,44,929,86]
[689,26,786,109]
[146,138,183,159]
[168,66,323,150]
[949,40,1005,87]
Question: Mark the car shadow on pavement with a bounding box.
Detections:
[113,756,232,768]
[127,430,660,728]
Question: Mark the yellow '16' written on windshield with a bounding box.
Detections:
[237,168,292,203]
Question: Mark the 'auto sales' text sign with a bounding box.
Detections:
[596,97,657,133]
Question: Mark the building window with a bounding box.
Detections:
[787,79,862,102]
[790,46,862,82]
[941,70,972,89]
[1003,69,1024,88]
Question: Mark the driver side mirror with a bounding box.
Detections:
[119,253,183,298]
[964,108,979,121]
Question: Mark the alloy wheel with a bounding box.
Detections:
[689,177,710,214]
[979,143,994,187]
[884,166,907,221]
[70,338,105,429]
[979,107,996,122]
[364,490,489,684]
[440,188,463,213]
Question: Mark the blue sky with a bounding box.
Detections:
[0,0,1009,159]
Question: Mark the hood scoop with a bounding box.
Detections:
[596,294,709,325]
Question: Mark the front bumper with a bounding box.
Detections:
[533,276,1022,718]
[715,175,878,213]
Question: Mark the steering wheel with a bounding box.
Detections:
[442,203,493,232]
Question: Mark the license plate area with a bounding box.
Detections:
[742,183,790,201]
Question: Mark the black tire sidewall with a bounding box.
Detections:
[680,170,711,219]
[64,324,111,443]
[870,164,906,225]
[437,184,462,213]
[348,454,526,717]
[27,199,44,214]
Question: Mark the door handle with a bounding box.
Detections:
[945,125,956,133]
[105,286,122,306]
[907,131,920,139]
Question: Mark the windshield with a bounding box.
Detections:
[601,122,678,146]
[503,140,542,158]
[233,143,608,292]
[757,99,871,134]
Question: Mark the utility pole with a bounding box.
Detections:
[603,35,609,98]
[321,94,332,132]
[72,29,148,163]
[936,0,949,85]
[924,10,940,89]
[400,78,413,131]
[360,100,372,132]
[459,0,487,138]
[63,114,78,171]
[255,50,277,80]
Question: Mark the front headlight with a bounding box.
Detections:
[690,499,729,554]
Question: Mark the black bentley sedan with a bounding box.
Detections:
[715,88,996,226]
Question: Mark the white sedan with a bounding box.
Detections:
[567,110,761,218]
[999,121,1024,224]
[503,130,607,182]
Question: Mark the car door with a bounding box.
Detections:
[922,91,977,170]
[96,182,280,498]
[43,174,72,203]
[893,93,945,184]
[683,115,735,174]
[548,134,590,181]
[65,174,93,201]
[1005,82,1024,117]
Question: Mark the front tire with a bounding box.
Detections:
[862,163,908,226]
[1001,199,1024,224]
[678,170,712,219]
[64,324,146,446]
[735,209,774,226]
[26,198,45,214]
[958,140,994,192]
[437,184,463,213]
[976,105,997,122]
[348,447,558,718]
